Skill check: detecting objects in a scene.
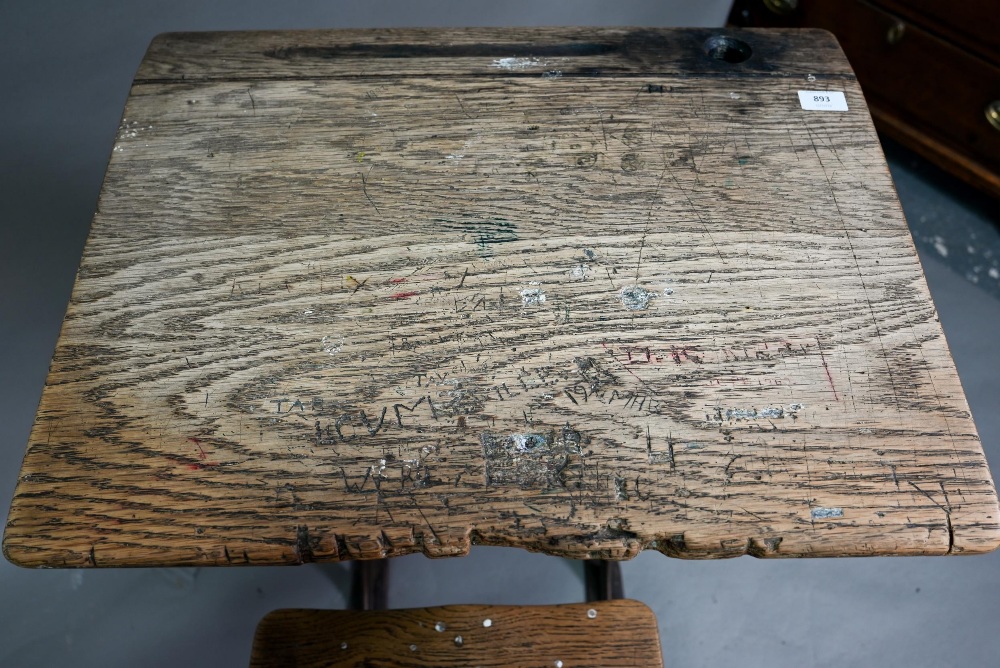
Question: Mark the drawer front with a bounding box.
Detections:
[877,0,1000,64]
[832,1,1000,170]
[731,0,1000,172]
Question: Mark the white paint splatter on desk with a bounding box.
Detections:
[618,285,653,310]
[492,57,544,70]
[811,507,844,519]
[520,287,546,306]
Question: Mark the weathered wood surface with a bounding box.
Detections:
[250,601,664,668]
[4,28,999,568]
[135,27,853,81]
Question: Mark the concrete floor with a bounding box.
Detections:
[3,2,1000,666]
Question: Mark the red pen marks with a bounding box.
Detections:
[601,341,645,384]
[622,346,653,364]
[186,462,219,470]
[389,277,407,284]
[815,339,840,401]
[187,437,207,459]
[389,291,419,300]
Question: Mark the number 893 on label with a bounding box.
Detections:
[798,90,849,111]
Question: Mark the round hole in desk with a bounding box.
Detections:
[703,35,752,63]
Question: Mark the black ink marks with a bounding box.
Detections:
[576,153,598,168]
[645,84,665,93]
[434,216,518,257]
[482,425,585,489]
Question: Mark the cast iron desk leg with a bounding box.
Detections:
[350,558,389,610]
[584,559,624,602]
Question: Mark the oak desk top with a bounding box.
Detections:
[5,27,999,568]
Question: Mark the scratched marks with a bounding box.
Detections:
[435,217,518,257]
[816,339,840,401]
[8,28,997,570]
[481,425,584,488]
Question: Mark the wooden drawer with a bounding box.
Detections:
[730,0,1000,198]
[876,0,1000,64]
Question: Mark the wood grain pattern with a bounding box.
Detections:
[4,28,999,568]
[249,601,664,668]
[135,27,854,81]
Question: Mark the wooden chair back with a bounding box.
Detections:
[250,599,664,667]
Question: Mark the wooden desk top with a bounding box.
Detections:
[5,28,999,567]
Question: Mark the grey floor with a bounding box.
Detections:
[3,2,1000,666]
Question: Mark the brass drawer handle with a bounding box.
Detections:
[886,22,906,45]
[763,0,798,15]
[986,101,1000,132]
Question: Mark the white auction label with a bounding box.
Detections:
[798,90,848,111]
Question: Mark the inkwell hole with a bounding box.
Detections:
[703,35,752,64]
